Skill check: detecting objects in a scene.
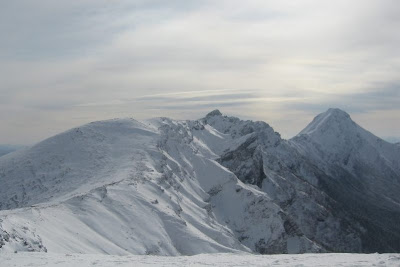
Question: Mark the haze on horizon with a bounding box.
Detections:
[1,0,399,145]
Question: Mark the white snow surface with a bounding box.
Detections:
[291,108,400,206]
[1,109,399,256]
[1,252,400,267]
[0,115,310,255]
[294,108,400,174]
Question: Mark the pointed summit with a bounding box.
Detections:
[298,108,354,136]
[293,107,400,172]
[206,109,222,118]
[325,108,350,119]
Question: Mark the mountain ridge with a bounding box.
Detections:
[0,108,399,254]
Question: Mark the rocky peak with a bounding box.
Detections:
[205,109,223,118]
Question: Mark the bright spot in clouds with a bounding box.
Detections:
[0,0,399,144]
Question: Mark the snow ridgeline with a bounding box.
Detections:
[1,109,400,255]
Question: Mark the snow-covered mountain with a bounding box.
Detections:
[0,109,399,255]
[0,145,25,158]
[291,108,400,252]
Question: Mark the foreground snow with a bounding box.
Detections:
[1,252,399,267]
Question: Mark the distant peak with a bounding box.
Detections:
[206,109,223,118]
[297,108,354,136]
[325,108,350,118]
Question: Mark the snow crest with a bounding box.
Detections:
[1,109,399,255]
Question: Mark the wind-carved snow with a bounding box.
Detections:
[0,108,399,256]
[0,118,244,255]
[0,112,317,255]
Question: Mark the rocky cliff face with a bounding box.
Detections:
[0,109,399,254]
[204,110,363,253]
[291,108,400,252]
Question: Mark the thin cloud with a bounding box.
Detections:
[0,0,399,144]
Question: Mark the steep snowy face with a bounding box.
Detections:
[1,109,399,255]
[292,108,400,194]
[195,109,400,253]
[0,119,161,210]
[153,117,321,254]
[295,108,362,164]
[0,118,248,255]
[299,108,352,136]
[291,108,400,253]
[294,108,400,173]
[0,115,319,255]
[200,112,363,253]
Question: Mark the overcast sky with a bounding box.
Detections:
[1,0,399,144]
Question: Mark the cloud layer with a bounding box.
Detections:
[0,0,399,144]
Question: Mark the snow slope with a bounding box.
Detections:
[2,252,400,267]
[0,116,317,255]
[0,108,399,255]
[293,108,400,176]
[0,145,25,158]
[206,111,363,253]
[291,108,400,252]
